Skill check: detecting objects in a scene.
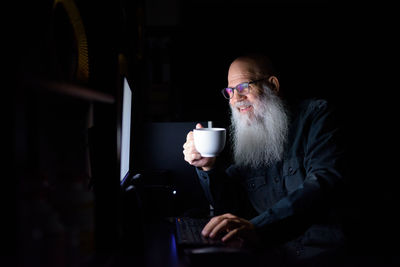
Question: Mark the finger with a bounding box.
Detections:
[184,151,204,166]
[186,131,194,142]
[184,141,197,152]
[183,143,199,158]
[183,145,200,158]
[183,148,194,162]
[202,216,223,237]
[184,152,196,164]
[183,151,191,163]
[222,226,243,242]
[191,153,202,161]
[209,216,240,238]
[202,214,236,237]
[209,218,230,238]
[196,123,203,129]
[183,141,190,149]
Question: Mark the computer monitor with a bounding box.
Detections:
[120,77,132,183]
[119,77,133,185]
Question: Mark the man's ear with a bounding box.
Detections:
[268,76,280,94]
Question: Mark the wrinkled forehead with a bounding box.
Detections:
[228,58,265,87]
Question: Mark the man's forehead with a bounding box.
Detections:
[228,72,254,87]
[228,58,264,86]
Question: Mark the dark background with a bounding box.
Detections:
[9,0,398,266]
[15,0,362,121]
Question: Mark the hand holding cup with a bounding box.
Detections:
[183,123,226,171]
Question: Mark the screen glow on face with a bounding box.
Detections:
[222,78,267,99]
[224,82,250,98]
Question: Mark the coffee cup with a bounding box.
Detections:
[193,128,226,157]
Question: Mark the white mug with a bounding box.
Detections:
[193,128,226,157]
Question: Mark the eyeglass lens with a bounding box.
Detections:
[223,82,249,98]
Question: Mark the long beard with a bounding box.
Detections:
[230,89,289,168]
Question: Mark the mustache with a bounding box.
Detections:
[234,100,253,109]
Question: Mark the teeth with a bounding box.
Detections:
[235,101,252,112]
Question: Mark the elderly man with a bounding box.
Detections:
[183,54,346,265]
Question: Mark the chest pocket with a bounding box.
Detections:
[243,176,272,213]
[245,176,266,192]
[283,157,305,193]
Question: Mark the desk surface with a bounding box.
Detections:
[138,218,277,267]
[111,217,397,267]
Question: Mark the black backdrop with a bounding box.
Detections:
[11,0,399,265]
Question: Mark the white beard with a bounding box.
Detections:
[230,87,289,168]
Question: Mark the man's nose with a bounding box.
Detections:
[230,92,245,106]
[232,91,246,101]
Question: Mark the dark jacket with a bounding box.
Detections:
[196,99,346,261]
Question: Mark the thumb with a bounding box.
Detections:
[196,123,203,129]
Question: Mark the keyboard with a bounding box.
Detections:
[174,217,224,247]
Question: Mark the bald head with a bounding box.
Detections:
[228,54,276,86]
[227,54,280,97]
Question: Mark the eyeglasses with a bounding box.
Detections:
[221,78,268,99]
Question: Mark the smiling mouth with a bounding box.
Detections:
[238,105,252,113]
